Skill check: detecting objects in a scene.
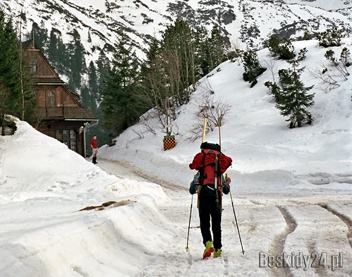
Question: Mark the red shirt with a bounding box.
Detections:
[90,138,98,148]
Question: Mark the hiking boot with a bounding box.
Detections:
[214,248,222,258]
[203,241,214,259]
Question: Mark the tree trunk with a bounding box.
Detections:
[1,113,5,136]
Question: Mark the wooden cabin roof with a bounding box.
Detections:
[24,39,98,123]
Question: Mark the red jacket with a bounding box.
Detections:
[90,139,98,148]
[189,149,232,186]
[189,150,232,175]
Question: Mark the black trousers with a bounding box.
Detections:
[198,197,222,249]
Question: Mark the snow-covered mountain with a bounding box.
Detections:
[2,0,352,65]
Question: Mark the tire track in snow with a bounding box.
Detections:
[319,204,352,249]
[269,206,298,277]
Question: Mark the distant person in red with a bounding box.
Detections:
[90,135,98,164]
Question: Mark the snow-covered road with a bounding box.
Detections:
[97,158,352,277]
[1,130,351,277]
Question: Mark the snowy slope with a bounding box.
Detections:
[284,0,352,10]
[0,119,172,277]
[99,39,352,184]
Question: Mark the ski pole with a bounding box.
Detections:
[229,184,245,254]
[185,194,194,251]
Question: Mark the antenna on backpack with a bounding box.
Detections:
[218,119,221,149]
[202,117,207,143]
[215,119,221,190]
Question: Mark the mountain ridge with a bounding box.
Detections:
[2,0,352,67]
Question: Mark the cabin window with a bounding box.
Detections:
[29,61,37,73]
[47,91,56,107]
[55,129,77,151]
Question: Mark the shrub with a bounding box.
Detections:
[268,34,295,60]
[317,28,344,47]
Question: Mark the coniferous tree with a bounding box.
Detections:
[32,22,48,50]
[48,28,67,73]
[0,9,34,134]
[265,49,314,128]
[195,25,227,77]
[268,34,295,60]
[242,49,266,87]
[140,19,229,135]
[67,29,86,90]
[82,60,110,152]
[48,28,59,66]
[81,61,100,116]
[208,25,228,69]
[194,26,209,77]
[141,20,200,135]
[0,10,20,115]
[100,32,147,136]
[19,44,36,125]
[141,36,166,110]
[141,36,176,135]
[161,18,196,106]
[88,61,99,103]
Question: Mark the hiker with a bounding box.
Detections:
[90,135,98,164]
[189,142,232,259]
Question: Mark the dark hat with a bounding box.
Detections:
[200,141,221,152]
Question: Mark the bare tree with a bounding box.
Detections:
[263,55,278,84]
[187,80,231,141]
[308,66,340,93]
[137,109,158,135]
[325,49,350,80]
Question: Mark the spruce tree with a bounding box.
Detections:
[141,36,166,110]
[242,49,266,87]
[67,29,86,90]
[161,18,195,106]
[194,26,210,77]
[0,9,34,134]
[19,45,36,125]
[88,61,99,105]
[100,32,146,136]
[194,25,227,77]
[208,25,227,69]
[140,20,229,135]
[268,34,295,60]
[48,28,67,73]
[141,36,177,135]
[265,49,314,128]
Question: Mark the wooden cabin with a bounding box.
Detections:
[24,40,98,157]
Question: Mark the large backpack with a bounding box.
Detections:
[189,142,232,187]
